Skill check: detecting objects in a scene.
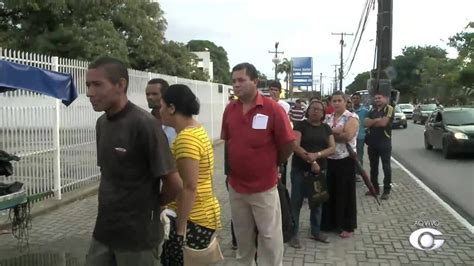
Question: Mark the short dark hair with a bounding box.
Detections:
[268,80,282,90]
[88,56,129,92]
[309,96,321,103]
[351,92,361,97]
[232,63,258,80]
[162,84,200,116]
[148,78,169,95]
[305,100,326,122]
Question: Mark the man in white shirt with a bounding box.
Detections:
[145,78,177,146]
[268,80,292,187]
[268,80,290,114]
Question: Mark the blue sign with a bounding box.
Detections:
[291,57,313,88]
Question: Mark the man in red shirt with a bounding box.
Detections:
[221,63,295,266]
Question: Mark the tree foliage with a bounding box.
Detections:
[187,40,231,84]
[346,71,370,94]
[0,0,208,80]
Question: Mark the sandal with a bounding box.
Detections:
[339,231,353,238]
[310,233,330,243]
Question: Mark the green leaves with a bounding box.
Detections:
[0,0,209,81]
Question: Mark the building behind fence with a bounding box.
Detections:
[0,47,232,201]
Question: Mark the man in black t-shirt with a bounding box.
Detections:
[364,93,394,200]
[85,57,182,266]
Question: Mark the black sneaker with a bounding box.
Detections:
[381,191,390,200]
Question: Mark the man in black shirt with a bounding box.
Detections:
[85,56,182,265]
[364,93,394,200]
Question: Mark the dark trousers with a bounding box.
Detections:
[326,157,357,232]
[85,238,157,266]
[279,162,288,186]
[367,144,392,192]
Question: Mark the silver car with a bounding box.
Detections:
[398,103,414,119]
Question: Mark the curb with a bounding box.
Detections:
[391,156,474,234]
[0,182,99,230]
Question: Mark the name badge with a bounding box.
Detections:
[252,113,268,129]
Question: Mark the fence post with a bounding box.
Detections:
[52,56,62,200]
[210,82,214,142]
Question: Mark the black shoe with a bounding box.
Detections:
[381,191,390,200]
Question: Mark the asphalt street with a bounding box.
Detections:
[391,120,474,224]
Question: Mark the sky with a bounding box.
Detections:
[159,0,473,94]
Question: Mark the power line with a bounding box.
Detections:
[344,0,375,77]
[344,0,371,67]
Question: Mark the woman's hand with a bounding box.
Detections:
[307,152,320,162]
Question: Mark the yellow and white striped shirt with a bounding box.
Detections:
[169,126,221,230]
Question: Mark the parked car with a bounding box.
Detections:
[393,105,408,128]
[424,107,474,158]
[398,103,414,119]
[413,104,437,124]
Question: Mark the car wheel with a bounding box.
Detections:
[442,140,453,159]
[424,134,433,150]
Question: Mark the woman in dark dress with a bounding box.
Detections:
[289,100,336,248]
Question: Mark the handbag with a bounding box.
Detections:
[183,232,224,266]
[183,166,224,265]
[303,170,329,209]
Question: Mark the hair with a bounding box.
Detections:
[305,100,326,122]
[268,80,282,91]
[148,78,169,95]
[232,63,258,80]
[309,96,321,103]
[351,92,361,97]
[331,90,346,101]
[88,56,129,92]
[162,84,200,116]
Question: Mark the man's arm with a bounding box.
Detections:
[278,140,296,165]
[159,171,182,206]
[373,105,393,127]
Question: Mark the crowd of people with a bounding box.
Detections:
[83,57,393,266]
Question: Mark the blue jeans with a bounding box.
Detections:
[356,138,365,167]
[290,168,322,237]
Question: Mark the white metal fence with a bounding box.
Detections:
[0,48,232,200]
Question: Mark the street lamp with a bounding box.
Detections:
[269,42,284,81]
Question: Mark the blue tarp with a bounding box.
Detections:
[0,59,78,106]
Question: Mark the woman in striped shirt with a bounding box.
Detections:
[159,84,221,265]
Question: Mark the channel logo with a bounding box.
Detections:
[409,228,445,250]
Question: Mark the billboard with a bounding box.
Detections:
[291,57,313,88]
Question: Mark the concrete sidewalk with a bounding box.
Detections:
[0,143,473,265]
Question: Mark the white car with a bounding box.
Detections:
[398,103,414,119]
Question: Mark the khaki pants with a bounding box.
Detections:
[229,185,283,266]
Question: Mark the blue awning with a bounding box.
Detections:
[0,59,78,106]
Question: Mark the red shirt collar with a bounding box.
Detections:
[235,92,265,107]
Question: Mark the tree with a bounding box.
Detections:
[449,22,474,65]
[0,0,207,80]
[187,40,231,84]
[277,58,292,94]
[346,71,370,94]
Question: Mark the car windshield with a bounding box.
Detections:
[443,109,474,126]
[399,104,412,110]
[420,104,436,111]
[395,105,402,113]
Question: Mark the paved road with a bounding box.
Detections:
[391,121,474,224]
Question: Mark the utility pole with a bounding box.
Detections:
[268,42,284,81]
[372,0,393,97]
[319,73,326,93]
[331,32,353,91]
[332,64,339,93]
